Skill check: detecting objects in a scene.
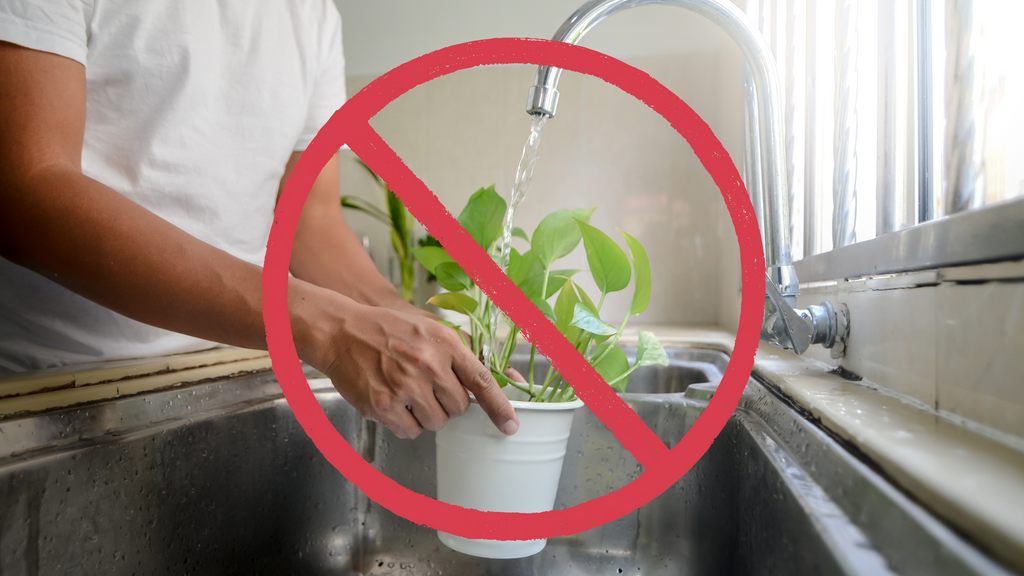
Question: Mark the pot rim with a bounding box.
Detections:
[468,393,584,411]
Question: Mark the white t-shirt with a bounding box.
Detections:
[0,0,347,372]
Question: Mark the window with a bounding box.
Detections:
[746,0,1024,261]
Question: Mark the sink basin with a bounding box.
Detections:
[512,345,728,395]
[0,345,1008,575]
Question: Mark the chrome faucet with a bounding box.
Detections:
[527,0,848,357]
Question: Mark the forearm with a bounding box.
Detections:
[291,207,405,309]
[0,42,515,438]
[0,163,332,361]
[286,153,436,320]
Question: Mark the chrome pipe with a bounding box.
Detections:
[876,0,898,236]
[803,0,819,256]
[744,67,766,249]
[832,0,858,248]
[526,0,798,299]
[917,0,937,223]
[943,0,984,215]
[744,0,766,249]
[904,0,921,230]
[784,0,800,260]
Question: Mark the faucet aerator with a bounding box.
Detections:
[526,84,559,118]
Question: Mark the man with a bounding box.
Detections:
[0,0,518,439]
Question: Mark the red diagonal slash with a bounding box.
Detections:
[345,122,670,467]
[263,37,764,541]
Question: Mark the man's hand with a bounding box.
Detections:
[295,289,519,439]
[280,139,521,437]
[0,41,517,439]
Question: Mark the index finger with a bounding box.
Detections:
[450,346,519,435]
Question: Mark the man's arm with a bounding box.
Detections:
[0,42,518,438]
[283,151,432,319]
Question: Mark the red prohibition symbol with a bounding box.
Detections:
[262,37,765,541]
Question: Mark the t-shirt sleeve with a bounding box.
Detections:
[294,1,347,151]
[0,0,92,66]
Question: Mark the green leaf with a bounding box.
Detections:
[356,158,384,186]
[544,270,581,299]
[507,249,534,285]
[508,252,548,300]
[531,207,597,267]
[516,274,545,300]
[390,229,407,259]
[506,248,521,278]
[620,230,651,315]
[340,195,391,225]
[427,292,478,316]
[571,283,611,345]
[435,319,468,347]
[435,261,473,292]
[570,302,617,336]
[576,219,631,294]
[412,246,453,275]
[512,227,530,242]
[573,282,598,315]
[458,185,507,250]
[356,158,414,262]
[418,234,442,248]
[591,343,630,392]
[491,368,512,388]
[636,331,669,367]
[386,188,412,262]
[530,297,555,322]
[553,282,581,342]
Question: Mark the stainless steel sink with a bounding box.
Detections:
[0,345,1010,575]
[516,346,728,395]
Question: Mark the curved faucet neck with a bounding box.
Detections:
[528,0,799,299]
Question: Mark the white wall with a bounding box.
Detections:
[332,0,748,327]
[330,1,1024,440]
[335,0,725,77]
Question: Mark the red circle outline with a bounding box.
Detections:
[263,37,765,540]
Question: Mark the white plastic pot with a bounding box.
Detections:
[435,387,583,559]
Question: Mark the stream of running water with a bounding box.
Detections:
[485,113,547,368]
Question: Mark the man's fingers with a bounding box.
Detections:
[504,366,526,383]
[451,348,519,435]
[376,403,423,440]
[432,376,471,418]
[409,394,449,432]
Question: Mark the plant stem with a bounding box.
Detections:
[498,327,519,373]
[538,329,590,402]
[537,365,558,401]
[555,383,576,403]
[505,379,532,397]
[540,264,552,301]
[605,364,640,389]
[470,285,483,357]
[590,308,633,367]
[548,376,566,400]
[505,328,519,369]
[466,312,488,346]
[528,266,561,400]
[528,346,536,394]
[401,258,415,303]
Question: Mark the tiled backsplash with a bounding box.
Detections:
[340,51,746,327]
[798,261,1024,440]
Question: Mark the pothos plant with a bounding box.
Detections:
[413,186,669,402]
[341,160,420,303]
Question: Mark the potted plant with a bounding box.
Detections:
[414,186,669,558]
[341,160,424,303]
